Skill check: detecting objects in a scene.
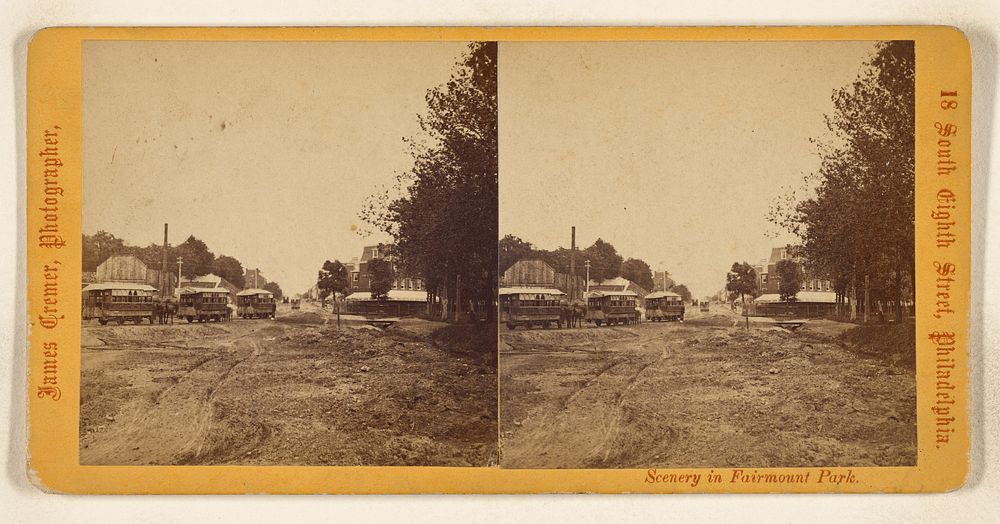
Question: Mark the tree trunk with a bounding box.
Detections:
[449,272,455,322]
[488,269,497,322]
[742,293,749,329]
[440,275,449,322]
[849,273,858,322]
[455,273,462,323]
[895,266,904,322]
[863,273,870,324]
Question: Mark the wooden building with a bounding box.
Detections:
[93,254,177,296]
[501,259,586,300]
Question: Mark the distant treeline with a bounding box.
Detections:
[499,234,692,302]
[82,231,283,298]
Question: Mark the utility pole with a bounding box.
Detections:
[570,226,576,302]
[660,268,670,292]
[176,256,184,295]
[585,259,591,296]
[161,223,169,299]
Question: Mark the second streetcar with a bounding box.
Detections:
[236,288,276,319]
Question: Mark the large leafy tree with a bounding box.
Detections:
[498,234,534,274]
[263,281,284,301]
[174,235,215,278]
[670,283,692,302]
[212,255,246,289]
[367,258,395,301]
[531,247,575,275]
[361,42,497,322]
[770,41,914,322]
[620,258,655,292]
[82,231,126,271]
[726,262,758,327]
[317,259,349,300]
[775,259,804,302]
[125,243,166,269]
[582,239,623,281]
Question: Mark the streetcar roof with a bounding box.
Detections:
[645,291,682,299]
[498,287,566,296]
[178,286,230,295]
[82,282,157,292]
[586,290,638,298]
[236,288,273,296]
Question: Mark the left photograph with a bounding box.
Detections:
[79,41,498,466]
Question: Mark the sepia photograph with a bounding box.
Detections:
[498,41,917,469]
[78,40,498,466]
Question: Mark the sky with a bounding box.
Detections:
[83,40,470,294]
[84,40,877,298]
[499,41,878,299]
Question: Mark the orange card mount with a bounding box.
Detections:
[25,26,970,493]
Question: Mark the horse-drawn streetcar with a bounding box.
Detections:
[644,291,685,322]
[499,287,565,329]
[585,290,640,326]
[82,282,158,325]
[236,288,276,319]
[177,287,231,323]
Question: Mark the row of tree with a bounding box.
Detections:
[768,41,915,322]
[82,230,284,299]
[499,234,692,301]
[360,42,498,321]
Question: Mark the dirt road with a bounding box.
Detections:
[80,304,497,466]
[500,308,916,469]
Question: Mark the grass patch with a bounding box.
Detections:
[839,321,916,368]
[431,322,498,365]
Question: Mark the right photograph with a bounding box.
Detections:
[498,41,916,469]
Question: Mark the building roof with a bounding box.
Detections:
[345,290,427,302]
[754,291,837,304]
[767,246,805,266]
[499,287,566,296]
[360,244,394,263]
[82,282,157,292]
[236,288,273,296]
[645,291,681,299]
